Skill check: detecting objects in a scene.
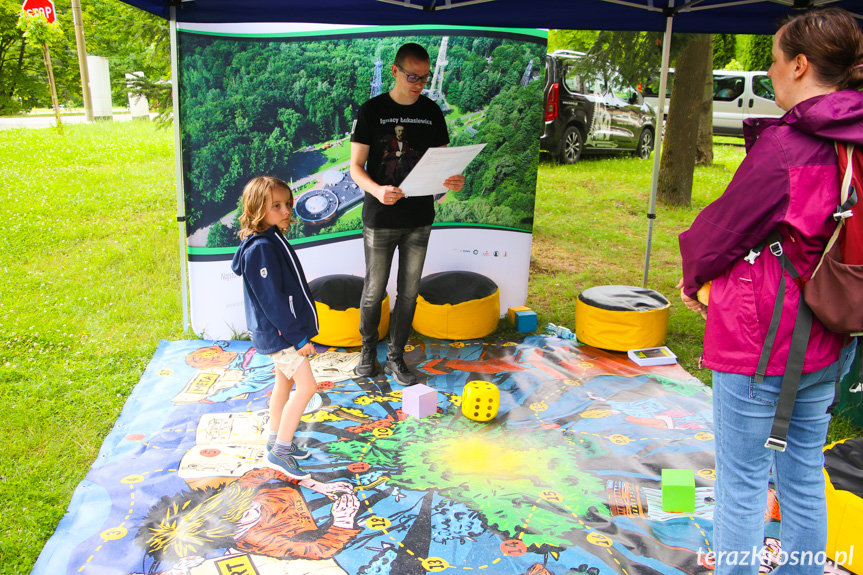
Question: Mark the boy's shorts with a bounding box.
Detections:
[266,347,306,379]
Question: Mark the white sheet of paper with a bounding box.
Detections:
[398,143,487,197]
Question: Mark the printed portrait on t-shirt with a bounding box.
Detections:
[378,124,420,185]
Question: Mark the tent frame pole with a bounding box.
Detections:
[642,5,674,288]
[170,5,191,333]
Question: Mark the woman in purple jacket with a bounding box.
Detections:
[678,8,863,574]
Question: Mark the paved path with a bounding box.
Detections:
[0,112,157,130]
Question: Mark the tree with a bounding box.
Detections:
[658,34,712,206]
[125,74,171,121]
[580,30,664,90]
[1,0,78,113]
[2,0,169,115]
[696,35,714,166]
[713,34,736,69]
[81,0,169,110]
[17,11,65,130]
[742,35,772,71]
[1,0,31,113]
[547,30,598,53]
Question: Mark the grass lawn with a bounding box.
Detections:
[0,123,859,574]
[530,144,750,381]
[0,122,186,574]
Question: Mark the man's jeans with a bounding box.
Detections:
[359,225,432,360]
[711,341,856,575]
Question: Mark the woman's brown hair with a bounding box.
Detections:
[779,7,863,91]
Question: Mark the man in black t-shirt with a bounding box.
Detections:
[350,43,465,385]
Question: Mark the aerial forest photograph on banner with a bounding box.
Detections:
[178,27,546,249]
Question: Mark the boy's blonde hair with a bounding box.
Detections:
[239,176,295,240]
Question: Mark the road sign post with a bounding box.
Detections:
[20,0,61,130]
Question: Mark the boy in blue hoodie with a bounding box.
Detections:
[232,176,319,480]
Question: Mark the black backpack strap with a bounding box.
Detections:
[754,232,801,383]
[765,299,813,452]
[748,230,815,452]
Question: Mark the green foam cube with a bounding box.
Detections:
[661,469,695,513]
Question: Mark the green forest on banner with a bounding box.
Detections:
[178,30,546,248]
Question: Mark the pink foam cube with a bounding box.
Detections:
[402,384,438,418]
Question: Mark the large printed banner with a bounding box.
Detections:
[177,23,547,339]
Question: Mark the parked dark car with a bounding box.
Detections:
[541,50,656,164]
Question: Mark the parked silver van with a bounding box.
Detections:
[644,70,784,136]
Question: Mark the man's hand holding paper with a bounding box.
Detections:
[398,143,486,197]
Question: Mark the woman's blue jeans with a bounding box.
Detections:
[711,341,856,575]
[359,225,432,360]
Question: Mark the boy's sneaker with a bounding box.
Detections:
[266,442,311,459]
[384,356,418,386]
[266,451,311,480]
[355,346,379,377]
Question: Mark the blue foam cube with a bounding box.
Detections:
[513,310,537,333]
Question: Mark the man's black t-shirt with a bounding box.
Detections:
[351,93,449,229]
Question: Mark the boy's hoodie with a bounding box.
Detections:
[231,226,318,354]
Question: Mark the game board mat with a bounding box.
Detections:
[33,336,726,575]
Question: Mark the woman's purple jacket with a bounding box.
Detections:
[679,90,863,376]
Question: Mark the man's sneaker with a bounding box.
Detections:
[266,451,311,480]
[266,441,311,459]
[384,356,418,386]
[355,346,379,377]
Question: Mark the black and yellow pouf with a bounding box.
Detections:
[308,274,389,347]
[823,438,863,572]
[413,271,500,340]
[575,285,670,351]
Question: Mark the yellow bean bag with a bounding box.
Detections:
[575,285,670,351]
[823,438,863,572]
[413,271,500,340]
[308,274,388,347]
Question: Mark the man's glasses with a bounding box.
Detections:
[396,64,431,84]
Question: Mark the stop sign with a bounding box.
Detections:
[21,0,55,24]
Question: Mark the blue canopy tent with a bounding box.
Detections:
[119,0,863,328]
[119,0,863,33]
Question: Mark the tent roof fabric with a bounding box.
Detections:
[120,0,863,34]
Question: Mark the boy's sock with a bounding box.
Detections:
[267,431,278,447]
[272,439,295,458]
